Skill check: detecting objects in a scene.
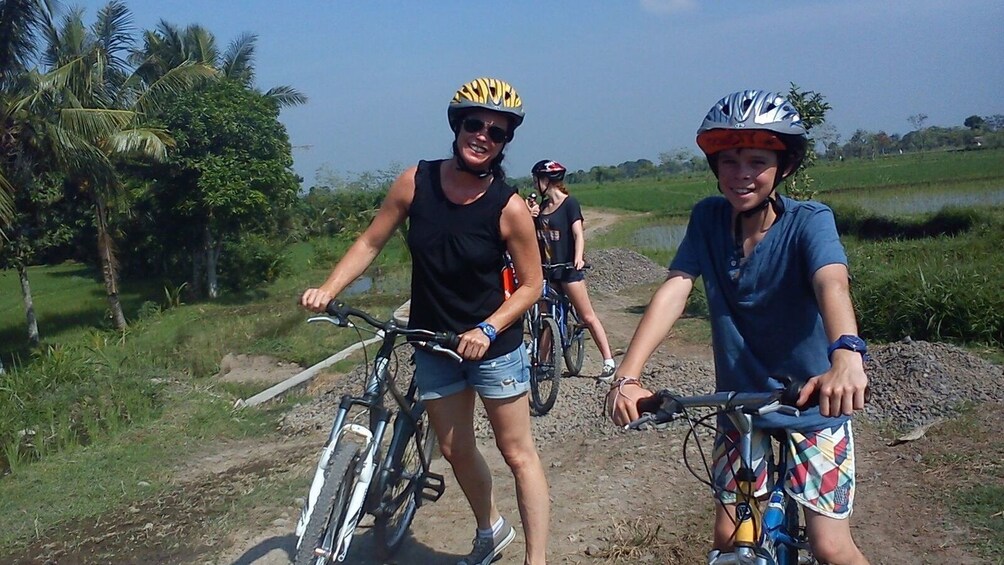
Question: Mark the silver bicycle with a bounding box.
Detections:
[294,301,459,564]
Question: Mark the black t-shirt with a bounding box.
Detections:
[406,160,522,358]
[535,196,583,267]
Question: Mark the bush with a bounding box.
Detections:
[219,233,289,292]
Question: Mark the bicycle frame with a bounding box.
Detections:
[630,387,814,565]
[537,268,579,351]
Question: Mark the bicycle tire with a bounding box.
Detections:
[373,404,437,558]
[562,308,585,376]
[295,442,362,565]
[529,316,561,415]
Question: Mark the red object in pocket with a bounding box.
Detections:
[502,265,516,300]
[501,252,517,300]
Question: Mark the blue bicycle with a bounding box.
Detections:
[524,262,587,415]
[628,381,819,565]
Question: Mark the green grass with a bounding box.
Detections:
[573,175,718,214]
[810,148,1004,193]
[0,384,285,550]
[0,262,162,362]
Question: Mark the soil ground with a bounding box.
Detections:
[6,209,1003,565]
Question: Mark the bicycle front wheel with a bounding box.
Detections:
[373,404,437,558]
[529,316,562,415]
[295,442,362,565]
[563,308,585,376]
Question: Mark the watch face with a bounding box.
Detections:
[843,335,866,351]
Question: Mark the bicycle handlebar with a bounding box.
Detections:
[627,379,817,430]
[310,300,461,360]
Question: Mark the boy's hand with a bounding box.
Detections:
[605,380,654,426]
[798,349,869,416]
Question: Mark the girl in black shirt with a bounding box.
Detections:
[529,159,617,380]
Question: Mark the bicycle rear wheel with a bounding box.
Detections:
[295,441,362,565]
[373,404,437,558]
[562,308,585,376]
[529,316,561,415]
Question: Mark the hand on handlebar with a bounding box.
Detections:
[573,258,586,271]
[605,380,655,427]
[301,287,336,313]
[456,328,491,361]
[798,351,869,417]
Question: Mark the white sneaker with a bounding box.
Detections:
[599,359,616,383]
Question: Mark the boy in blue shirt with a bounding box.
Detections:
[606,90,870,565]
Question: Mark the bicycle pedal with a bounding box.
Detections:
[417,471,446,504]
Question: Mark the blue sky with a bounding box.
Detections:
[76,0,1004,185]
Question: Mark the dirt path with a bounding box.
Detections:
[10,207,1001,565]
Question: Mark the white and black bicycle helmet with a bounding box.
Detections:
[696,90,808,182]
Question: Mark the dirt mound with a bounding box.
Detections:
[216,353,303,385]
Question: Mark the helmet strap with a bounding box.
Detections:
[451,140,494,179]
[733,192,784,259]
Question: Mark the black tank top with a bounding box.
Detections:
[407,160,522,358]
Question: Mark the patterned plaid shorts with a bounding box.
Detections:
[711,420,855,519]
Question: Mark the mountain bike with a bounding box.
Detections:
[524,263,588,415]
[627,380,819,565]
[294,301,460,564]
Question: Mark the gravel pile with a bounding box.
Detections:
[586,248,668,294]
[864,338,1004,430]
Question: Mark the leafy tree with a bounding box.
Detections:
[141,79,299,297]
[907,113,929,131]
[784,83,831,200]
[963,115,985,131]
[0,0,58,233]
[985,114,1004,132]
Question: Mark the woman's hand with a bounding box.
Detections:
[605,379,655,427]
[574,257,585,270]
[301,287,335,313]
[456,328,491,361]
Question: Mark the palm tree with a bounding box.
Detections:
[0,0,59,233]
[38,0,214,328]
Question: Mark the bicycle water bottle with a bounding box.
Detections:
[762,488,786,531]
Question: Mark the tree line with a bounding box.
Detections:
[1,0,304,347]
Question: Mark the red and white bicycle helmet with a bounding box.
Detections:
[531,159,567,181]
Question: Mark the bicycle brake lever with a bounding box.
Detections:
[415,341,462,363]
[755,400,800,418]
[307,315,351,328]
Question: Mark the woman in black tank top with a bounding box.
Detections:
[302,77,550,565]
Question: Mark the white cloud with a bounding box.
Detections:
[640,0,697,15]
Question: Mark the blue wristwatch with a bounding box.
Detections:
[827,334,868,360]
[477,322,497,343]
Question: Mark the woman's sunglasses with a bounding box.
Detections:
[462,118,508,144]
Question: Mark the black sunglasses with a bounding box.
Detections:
[461,117,507,144]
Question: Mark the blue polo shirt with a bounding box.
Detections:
[670,195,851,431]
